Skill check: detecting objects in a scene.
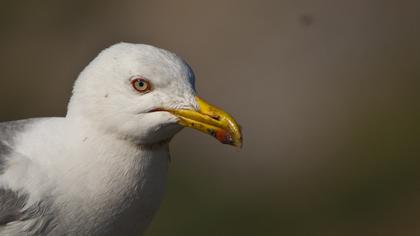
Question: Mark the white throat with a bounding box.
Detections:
[9,117,171,235]
[60,117,170,234]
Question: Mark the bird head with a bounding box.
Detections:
[67,43,242,147]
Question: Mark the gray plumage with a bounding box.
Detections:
[0,120,26,174]
[0,188,28,225]
[0,119,36,174]
[0,119,57,235]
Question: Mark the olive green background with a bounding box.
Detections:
[1,0,420,235]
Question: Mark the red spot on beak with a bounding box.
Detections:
[215,129,234,145]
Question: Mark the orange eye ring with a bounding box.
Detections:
[131,77,152,93]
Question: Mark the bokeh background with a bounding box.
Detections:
[1,0,420,235]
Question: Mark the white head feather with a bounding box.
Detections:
[67,43,198,144]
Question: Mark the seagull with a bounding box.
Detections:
[0,43,242,235]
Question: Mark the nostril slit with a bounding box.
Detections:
[204,113,220,121]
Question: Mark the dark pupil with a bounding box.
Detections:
[138,81,144,87]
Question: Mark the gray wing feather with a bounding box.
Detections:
[0,119,34,174]
[0,119,35,227]
[0,119,56,234]
[0,188,28,225]
[0,142,12,174]
[0,188,56,235]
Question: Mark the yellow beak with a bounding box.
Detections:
[167,96,242,147]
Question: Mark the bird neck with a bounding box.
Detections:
[50,117,170,233]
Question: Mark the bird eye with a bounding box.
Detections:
[131,78,152,93]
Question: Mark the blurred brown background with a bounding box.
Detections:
[1,0,420,235]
